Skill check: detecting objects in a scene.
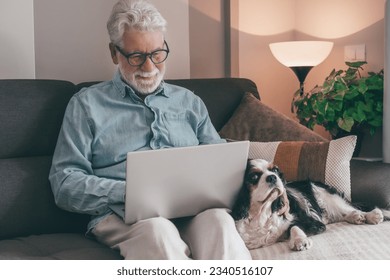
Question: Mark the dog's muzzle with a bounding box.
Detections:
[266,174,278,185]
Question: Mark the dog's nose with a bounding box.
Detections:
[266,174,277,184]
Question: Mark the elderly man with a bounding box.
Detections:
[49,0,251,260]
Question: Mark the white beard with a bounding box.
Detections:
[119,65,165,95]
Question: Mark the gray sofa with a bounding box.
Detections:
[1,77,389,259]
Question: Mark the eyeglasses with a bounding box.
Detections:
[115,41,170,67]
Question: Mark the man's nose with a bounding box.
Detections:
[140,56,155,72]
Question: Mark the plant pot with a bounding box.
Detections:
[334,129,364,157]
[334,127,383,158]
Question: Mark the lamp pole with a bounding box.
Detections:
[290,66,313,96]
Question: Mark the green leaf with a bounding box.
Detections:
[333,100,343,112]
[352,102,366,122]
[344,87,360,100]
[358,80,368,94]
[332,91,345,100]
[346,61,367,69]
[368,118,382,127]
[325,107,336,121]
[338,116,354,132]
[376,101,383,112]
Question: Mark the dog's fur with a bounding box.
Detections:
[231,159,390,251]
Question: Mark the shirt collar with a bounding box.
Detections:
[112,69,169,99]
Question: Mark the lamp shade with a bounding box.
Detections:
[269,41,334,67]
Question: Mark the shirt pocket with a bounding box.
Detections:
[162,112,199,147]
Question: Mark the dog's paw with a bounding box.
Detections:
[345,210,366,224]
[289,237,313,251]
[365,208,384,224]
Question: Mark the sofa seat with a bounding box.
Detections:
[2,222,390,260]
[250,221,390,259]
[0,233,121,260]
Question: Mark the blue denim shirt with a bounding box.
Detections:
[49,71,225,232]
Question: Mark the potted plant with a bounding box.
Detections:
[292,61,384,153]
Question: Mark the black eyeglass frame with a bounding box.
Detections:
[115,40,170,66]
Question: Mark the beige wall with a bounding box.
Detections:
[33,0,117,83]
[0,0,35,79]
[146,0,191,80]
[188,0,225,78]
[2,0,190,83]
[34,0,190,83]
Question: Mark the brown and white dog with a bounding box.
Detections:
[231,159,390,251]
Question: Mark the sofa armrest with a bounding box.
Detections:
[351,159,390,209]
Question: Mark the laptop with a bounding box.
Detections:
[110,140,249,225]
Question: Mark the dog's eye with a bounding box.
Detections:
[271,166,279,174]
[247,173,260,184]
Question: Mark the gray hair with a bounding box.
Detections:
[107,0,167,47]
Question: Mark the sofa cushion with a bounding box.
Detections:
[0,79,75,158]
[248,136,357,200]
[0,156,89,239]
[0,233,122,260]
[219,92,326,142]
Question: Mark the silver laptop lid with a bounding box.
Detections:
[123,141,249,224]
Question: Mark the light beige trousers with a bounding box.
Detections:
[92,208,252,260]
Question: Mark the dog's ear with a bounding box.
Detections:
[271,196,283,213]
[231,182,251,220]
[231,160,254,220]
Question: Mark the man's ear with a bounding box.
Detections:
[109,43,119,65]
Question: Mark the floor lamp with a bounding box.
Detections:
[269,41,334,96]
